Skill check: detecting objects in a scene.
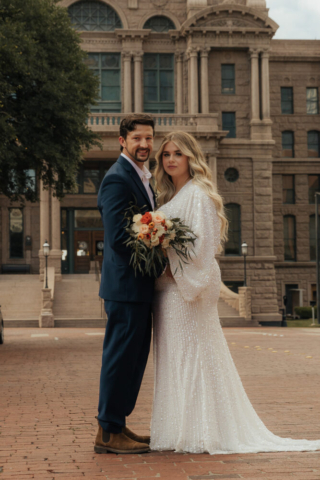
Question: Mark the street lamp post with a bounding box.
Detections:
[241,241,248,287]
[43,240,50,289]
[316,193,320,325]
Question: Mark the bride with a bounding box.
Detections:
[150,131,320,454]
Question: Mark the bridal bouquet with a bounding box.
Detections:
[124,201,196,277]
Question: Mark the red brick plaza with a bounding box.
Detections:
[1,327,320,480]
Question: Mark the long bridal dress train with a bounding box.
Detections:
[150,180,320,454]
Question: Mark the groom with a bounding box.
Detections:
[95,114,157,454]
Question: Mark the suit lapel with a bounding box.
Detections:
[117,155,153,211]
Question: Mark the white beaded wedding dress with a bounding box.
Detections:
[150,180,320,454]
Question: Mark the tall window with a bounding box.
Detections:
[221,65,235,94]
[308,131,320,158]
[222,112,236,138]
[310,214,316,261]
[281,87,294,114]
[143,16,175,32]
[73,161,114,194]
[282,175,295,204]
[143,54,174,113]
[283,215,296,261]
[224,204,241,255]
[68,1,122,31]
[9,208,24,258]
[307,88,319,114]
[85,53,121,112]
[309,175,320,204]
[282,131,294,157]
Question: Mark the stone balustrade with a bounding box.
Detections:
[220,282,253,322]
[88,113,223,137]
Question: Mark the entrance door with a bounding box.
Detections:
[74,231,104,273]
[74,231,91,273]
[92,231,104,270]
[285,284,298,315]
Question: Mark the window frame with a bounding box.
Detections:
[283,214,296,262]
[281,87,294,114]
[221,64,235,95]
[308,175,320,204]
[222,112,236,138]
[143,53,175,113]
[282,131,295,158]
[72,161,114,195]
[309,214,317,261]
[224,203,241,256]
[282,175,295,204]
[86,52,121,113]
[68,1,123,32]
[307,87,319,115]
[143,16,175,32]
[9,208,24,259]
[308,130,320,158]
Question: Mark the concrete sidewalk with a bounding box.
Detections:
[0,327,320,479]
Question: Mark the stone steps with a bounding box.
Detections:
[53,274,103,319]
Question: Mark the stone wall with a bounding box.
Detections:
[208,49,251,139]
[270,59,320,159]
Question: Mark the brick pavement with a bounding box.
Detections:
[0,327,320,480]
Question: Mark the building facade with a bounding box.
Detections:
[1,0,320,324]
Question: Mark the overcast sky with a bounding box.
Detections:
[267,0,320,39]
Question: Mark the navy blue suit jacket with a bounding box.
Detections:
[98,155,157,303]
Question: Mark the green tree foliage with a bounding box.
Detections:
[0,0,101,201]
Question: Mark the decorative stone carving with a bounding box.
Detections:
[196,14,266,29]
[128,0,138,8]
[151,0,169,7]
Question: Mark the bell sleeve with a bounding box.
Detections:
[167,188,221,302]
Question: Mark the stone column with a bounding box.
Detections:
[133,51,143,113]
[250,49,260,122]
[261,50,271,121]
[200,48,210,114]
[188,48,199,115]
[175,52,183,114]
[207,154,217,186]
[123,51,132,113]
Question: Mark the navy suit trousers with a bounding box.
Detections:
[97,300,152,433]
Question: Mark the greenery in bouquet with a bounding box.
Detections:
[124,200,197,277]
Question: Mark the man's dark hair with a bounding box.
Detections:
[119,114,155,151]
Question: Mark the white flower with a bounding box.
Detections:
[133,214,142,223]
[168,230,176,241]
[151,236,160,247]
[162,238,170,249]
[132,223,140,234]
[166,219,173,229]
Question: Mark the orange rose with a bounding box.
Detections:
[138,233,145,240]
[148,222,155,230]
[141,212,152,224]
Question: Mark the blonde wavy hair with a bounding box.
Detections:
[154,131,228,251]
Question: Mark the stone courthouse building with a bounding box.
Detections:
[1,0,320,325]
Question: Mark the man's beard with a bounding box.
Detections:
[126,147,150,163]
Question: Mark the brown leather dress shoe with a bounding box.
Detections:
[123,426,151,445]
[94,424,150,454]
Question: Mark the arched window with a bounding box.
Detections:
[310,214,316,261]
[143,16,175,32]
[283,215,296,261]
[282,131,294,158]
[68,1,122,31]
[308,131,320,158]
[224,204,241,256]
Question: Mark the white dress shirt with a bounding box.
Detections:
[121,153,155,210]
